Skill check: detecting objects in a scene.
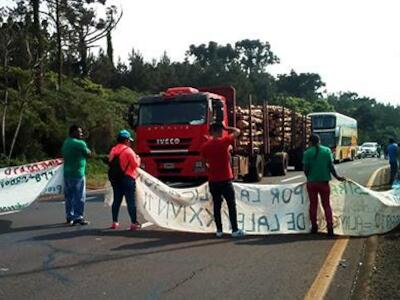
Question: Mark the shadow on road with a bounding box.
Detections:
[28,226,331,249]
[0,227,341,280]
[0,219,67,235]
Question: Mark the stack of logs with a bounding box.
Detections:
[235,105,311,153]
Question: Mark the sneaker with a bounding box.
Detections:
[65,219,73,225]
[110,222,120,229]
[129,222,141,231]
[72,219,90,226]
[231,229,246,238]
[216,231,223,238]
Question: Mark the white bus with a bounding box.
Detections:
[308,112,358,162]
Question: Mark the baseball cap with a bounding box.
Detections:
[118,129,134,141]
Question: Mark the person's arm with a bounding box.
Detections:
[81,141,92,158]
[303,164,310,177]
[329,161,345,181]
[224,125,241,138]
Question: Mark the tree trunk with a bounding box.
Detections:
[1,98,7,156]
[1,46,9,156]
[56,0,62,90]
[107,30,114,67]
[32,0,43,94]
[8,103,26,160]
[79,31,88,76]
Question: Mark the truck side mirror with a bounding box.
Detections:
[128,104,139,129]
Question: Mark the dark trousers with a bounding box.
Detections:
[209,180,238,232]
[111,176,137,223]
[306,182,333,232]
[389,161,398,185]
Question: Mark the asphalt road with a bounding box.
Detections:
[0,158,388,300]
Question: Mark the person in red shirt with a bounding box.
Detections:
[201,123,245,238]
[108,130,141,230]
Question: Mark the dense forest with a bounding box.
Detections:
[1,0,400,165]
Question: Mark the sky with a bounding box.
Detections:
[100,0,400,105]
[4,0,399,104]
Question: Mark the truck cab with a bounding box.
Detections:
[131,87,231,182]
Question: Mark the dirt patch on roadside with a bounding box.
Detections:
[367,226,400,300]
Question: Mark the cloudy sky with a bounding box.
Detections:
[101,0,400,104]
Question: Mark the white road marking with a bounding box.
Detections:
[141,222,153,228]
[281,175,304,183]
[352,161,362,165]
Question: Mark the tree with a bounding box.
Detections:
[31,0,43,94]
[235,39,279,75]
[277,70,325,101]
[62,0,121,77]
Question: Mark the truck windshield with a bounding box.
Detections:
[138,101,207,126]
[319,132,336,148]
[312,115,336,129]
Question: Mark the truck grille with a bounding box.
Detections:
[147,138,192,153]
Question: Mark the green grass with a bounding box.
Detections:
[86,156,108,189]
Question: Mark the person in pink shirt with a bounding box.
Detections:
[108,129,141,230]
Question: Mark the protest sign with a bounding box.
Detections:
[126,169,400,236]
[0,159,64,215]
[1,161,399,236]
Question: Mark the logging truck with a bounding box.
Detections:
[128,86,311,182]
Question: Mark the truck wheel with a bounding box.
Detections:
[270,153,288,176]
[244,155,264,182]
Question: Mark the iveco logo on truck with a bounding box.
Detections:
[156,138,180,145]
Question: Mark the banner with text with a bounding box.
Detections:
[132,169,400,236]
[0,159,64,215]
[1,161,399,236]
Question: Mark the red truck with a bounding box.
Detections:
[129,86,310,182]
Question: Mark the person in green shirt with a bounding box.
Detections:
[61,125,91,225]
[302,134,345,237]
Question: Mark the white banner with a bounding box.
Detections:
[129,169,400,236]
[1,161,400,236]
[0,159,64,215]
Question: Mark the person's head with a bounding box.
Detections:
[389,138,395,144]
[117,129,134,145]
[310,134,320,146]
[69,125,83,139]
[209,123,224,138]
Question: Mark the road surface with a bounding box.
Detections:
[0,158,388,300]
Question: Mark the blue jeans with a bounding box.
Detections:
[64,177,86,221]
[111,176,137,223]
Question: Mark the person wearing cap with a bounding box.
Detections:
[108,129,141,230]
[200,123,245,238]
[61,125,92,225]
[303,134,345,237]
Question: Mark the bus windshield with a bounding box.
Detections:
[319,132,337,148]
[138,101,207,125]
[312,115,336,129]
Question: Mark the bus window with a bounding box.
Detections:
[319,132,336,147]
[312,115,336,129]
